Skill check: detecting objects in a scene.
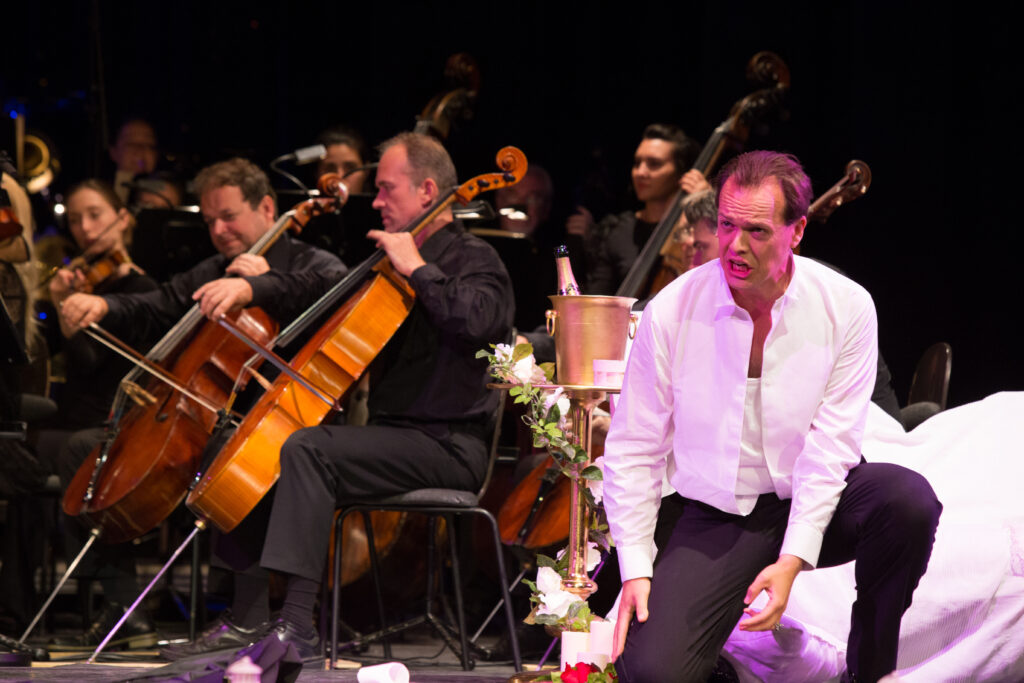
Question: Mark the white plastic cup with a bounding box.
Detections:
[356,661,410,683]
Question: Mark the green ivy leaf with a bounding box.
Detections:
[539,362,556,382]
[536,554,558,568]
[511,342,533,363]
[533,613,560,626]
[579,465,603,481]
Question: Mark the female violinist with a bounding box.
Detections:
[50,182,150,334]
[567,123,710,294]
[31,180,163,650]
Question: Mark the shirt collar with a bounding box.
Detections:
[418,219,461,262]
[712,252,802,315]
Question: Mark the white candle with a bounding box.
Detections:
[560,630,590,670]
[588,619,615,657]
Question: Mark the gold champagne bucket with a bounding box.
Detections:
[546,295,638,385]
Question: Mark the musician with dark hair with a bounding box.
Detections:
[568,123,709,294]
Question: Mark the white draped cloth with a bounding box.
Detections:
[722,392,1024,682]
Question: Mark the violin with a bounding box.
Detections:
[60,247,133,293]
[63,190,348,543]
[616,52,791,299]
[0,206,22,242]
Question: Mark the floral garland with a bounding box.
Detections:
[477,342,617,682]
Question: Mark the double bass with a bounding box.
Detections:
[62,191,348,543]
[616,51,791,300]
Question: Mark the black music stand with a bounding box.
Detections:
[130,208,217,283]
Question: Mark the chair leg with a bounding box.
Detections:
[361,510,391,659]
[330,510,345,668]
[445,513,472,671]
[480,509,522,671]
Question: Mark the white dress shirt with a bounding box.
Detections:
[603,255,878,582]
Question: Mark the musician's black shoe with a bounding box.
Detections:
[49,602,158,651]
[270,618,321,664]
[159,611,270,660]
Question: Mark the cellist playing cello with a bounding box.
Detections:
[172,132,515,661]
[53,158,346,651]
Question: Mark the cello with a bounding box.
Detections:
[62,190,349,544]
[615,51,791,300]
[187,145,528,577]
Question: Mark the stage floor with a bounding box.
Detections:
[2,627,540,682]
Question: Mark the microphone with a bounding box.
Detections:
[274,144,327,167]
[269,145,328,193]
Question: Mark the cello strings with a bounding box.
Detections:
[84,323,230,419]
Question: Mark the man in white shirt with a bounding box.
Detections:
[603,151,941,683]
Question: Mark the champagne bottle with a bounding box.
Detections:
[554,245,582,296]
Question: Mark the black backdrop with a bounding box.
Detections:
[4,1,1021,407]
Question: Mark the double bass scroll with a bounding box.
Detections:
[615,51,791,300]
[808,160,872,223]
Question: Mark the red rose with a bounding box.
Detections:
[561,661,597,683]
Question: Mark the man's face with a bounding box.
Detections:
[717,177,804,307]
[631,138,679,203]
[318,143,366,194]
[110,122,158,175]
[496,175,548,235]
[372,144,430,232]
[691,219,720,267]
[200,185,274,259]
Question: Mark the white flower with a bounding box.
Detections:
[511,355,539,385]
[493,343,513,363]
[535,566,579,619]
[542,387,564,414]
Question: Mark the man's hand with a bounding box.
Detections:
[738,554,805,631]
[613,577,650,659]
[59,293,109,335]
[566,206,595,238]
[193,278,254,320]
[367,229,426,277]
[225,254,270,277]
[680,169,711,195]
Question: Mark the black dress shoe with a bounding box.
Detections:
[160,612,271,660]
[50,602,158,651]
[270,618,321,663]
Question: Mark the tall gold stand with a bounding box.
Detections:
[491,382,620,683]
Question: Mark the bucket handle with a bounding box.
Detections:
[628,313,639,339]
[545,309,557,336]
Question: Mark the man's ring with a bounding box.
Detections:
[772,622,782,632]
